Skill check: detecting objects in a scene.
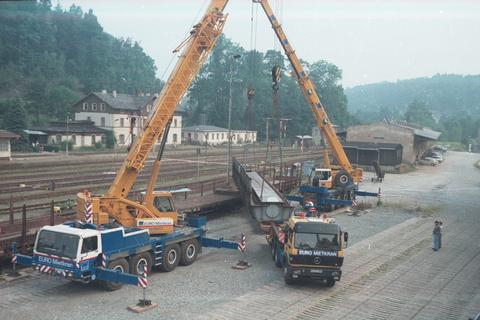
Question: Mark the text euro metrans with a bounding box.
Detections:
[298,250,337,257]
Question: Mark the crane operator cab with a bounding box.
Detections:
[310,168,333,188]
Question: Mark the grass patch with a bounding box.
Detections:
[381,201,441,216]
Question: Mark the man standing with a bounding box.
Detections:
[432,220,441,251]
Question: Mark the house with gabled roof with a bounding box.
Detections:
[73,90,183,147]
[346,120,441,164]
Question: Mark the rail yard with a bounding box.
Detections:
[1,151,479,320]
[1,0,479,319]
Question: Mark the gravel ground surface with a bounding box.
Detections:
[0,151,478,320]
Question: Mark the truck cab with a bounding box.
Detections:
[271,215,348,286]
[33,224,102,281]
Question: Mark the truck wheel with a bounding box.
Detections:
[129,252,153,276]
[104,258,129,291]
[325,277,336,287]
[180,239,199,266]
[284,266,294,285]
[160,243,180,272]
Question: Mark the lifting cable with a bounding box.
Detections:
[249,1,259,85]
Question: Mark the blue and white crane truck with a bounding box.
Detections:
[13,216,241,290]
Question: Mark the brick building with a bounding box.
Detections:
[346,120,441,164]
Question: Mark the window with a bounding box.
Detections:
[119,134,125,145]
[91,135,96,144]
[216,133,219,140]
[101,135,106,144]
[92,103,97,111]
[205,133,209,140]
[221,133,224,140]
[87,116,91,121]
[101,117,106,127]
[120,118,124,127]
[82,102,88,110]
[154,196,174,212]
[0,140,8,151]
[100,103,106,111]
[173,133,177,143]
[56,135,62,143]
[174,119,178,127]
[81,236,98,253]
[71,135,76,145]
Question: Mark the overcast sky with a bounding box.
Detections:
[55,0,480,88]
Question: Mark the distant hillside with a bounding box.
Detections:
[0,1,162,126]
[345,74,480,122]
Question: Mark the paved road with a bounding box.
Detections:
[0,151,478,319]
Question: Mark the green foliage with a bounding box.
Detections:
[105,130,116,149]
[404,100,435,128]
[0,2,162,125]
[2,98,27,132]
[346,74,480,120]
[187,36,351,141]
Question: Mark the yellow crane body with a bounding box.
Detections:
[77,0,229,234]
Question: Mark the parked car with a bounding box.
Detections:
[430,152,444,162]
[419,157,439,166]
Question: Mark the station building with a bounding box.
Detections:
[72,90,184,147]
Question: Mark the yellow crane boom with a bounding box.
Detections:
[78,0,230,233]
[253,0,362,183]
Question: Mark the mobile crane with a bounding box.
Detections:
[254,0,379,209]
[14,0,244,290]
[252,0,379,285]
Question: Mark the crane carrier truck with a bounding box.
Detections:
[13,0,243,290]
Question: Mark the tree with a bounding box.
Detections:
[3,98,27,133]
[404,99,436,128]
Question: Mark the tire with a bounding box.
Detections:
[160,243,180,272]
[334,170,352,189]
[129,252,153,276]
[325,277,336,287]
[180,239,199,266]
[104,258,129,291]
[284,265,294,285]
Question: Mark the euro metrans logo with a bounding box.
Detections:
[137,218,173,227]
[298,250,337,257]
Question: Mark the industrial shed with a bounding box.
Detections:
[346,120,440,164]
[343,141,403,167]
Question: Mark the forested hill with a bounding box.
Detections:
[345,74,480,122]
[0,1,162,125]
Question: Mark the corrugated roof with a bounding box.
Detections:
[183,125,228,132]
[29,121,108,134]
[0,130,20,139]
[385,119,441,140]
